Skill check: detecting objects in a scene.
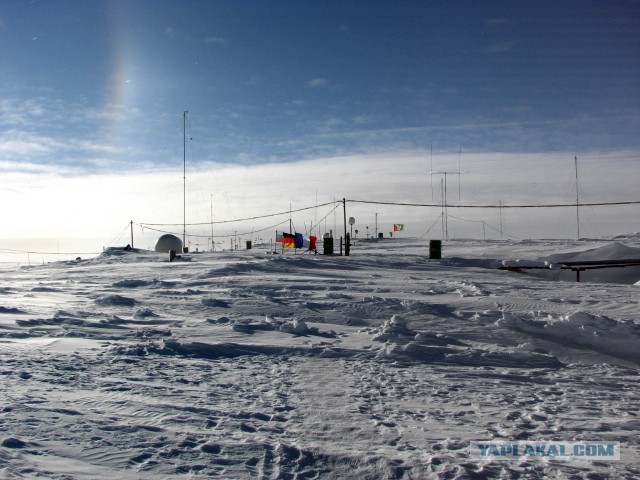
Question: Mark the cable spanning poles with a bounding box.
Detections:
[345,199,640,208]
[140,201,338,227]
[133,197,640,247]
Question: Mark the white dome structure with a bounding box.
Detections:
[154,234,183,253]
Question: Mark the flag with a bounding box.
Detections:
[276,231,296,248]
[277,231,317,250]
[393,224,404,232]
[282,232,296,248]
[300,235,317,250]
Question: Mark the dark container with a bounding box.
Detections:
[323,237,334,255]
[429,240,442,259]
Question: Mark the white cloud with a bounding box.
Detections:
[308,78,329,88]
[481,40,516,54]
[351,115,373,125]
[0,97,64,127]
[205,36,226,45]
[0,130,64,157]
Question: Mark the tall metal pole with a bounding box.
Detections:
[574,155,580,239]
[499,199,503,240]
[441,178,445,239]
[210,194,214,251]
[444,172,448,240]
[343,198,349,256]
[430,143,434,202]
[458,145,462,200]
[130,220,134,248]
[375,213,378,239]
[183,110,188,251]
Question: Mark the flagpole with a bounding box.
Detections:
[343,198,349,256]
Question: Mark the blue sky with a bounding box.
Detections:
[2,0,639,170]
[0,1,639,253]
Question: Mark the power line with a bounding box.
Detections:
[345,199,640,209]
[139,201,337,227]
[137,202,343,241]
[137,219,290,239]
[137,198,639,229]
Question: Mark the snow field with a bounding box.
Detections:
[1,236,639,479]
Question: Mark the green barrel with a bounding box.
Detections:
[429,240,442,259]
[323,237,334,255]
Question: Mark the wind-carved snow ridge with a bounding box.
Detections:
[94,294,136,307]
[361,315,415,341]
[450,280,490,297]
[0,306,26,314]
[499,311,640,364]
[230,315,337,337]
[362,316,563,368]
[133,307,158,319]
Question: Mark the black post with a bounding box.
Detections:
[343,198,349,256]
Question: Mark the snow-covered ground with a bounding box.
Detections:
[1,236,639,479]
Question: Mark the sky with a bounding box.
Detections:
[1,1,639,259]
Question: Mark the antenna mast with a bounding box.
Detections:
[430,148,463,239]
[183,110,188,251]
[574,155,580,239]
[430,144,434,202]
[458,145,462,200]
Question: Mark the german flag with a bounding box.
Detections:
[282,232,296,248]
[276,231,296,248]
